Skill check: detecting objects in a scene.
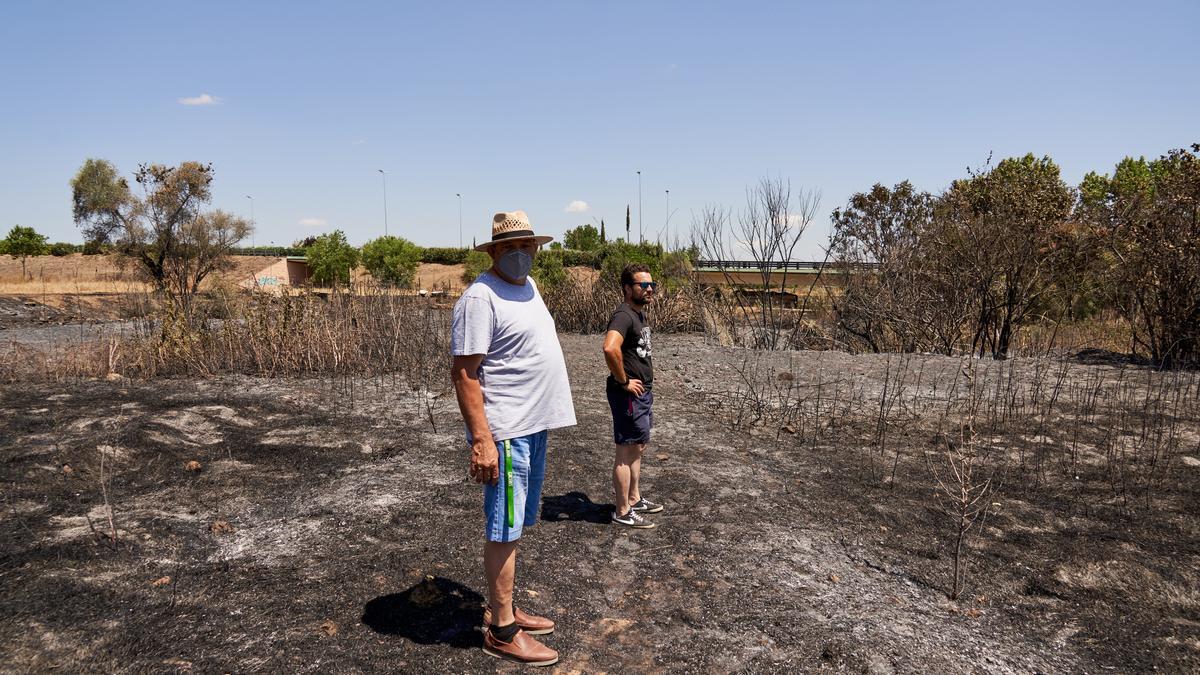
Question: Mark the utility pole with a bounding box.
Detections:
[245,195,255,248]
[636,170,643,243]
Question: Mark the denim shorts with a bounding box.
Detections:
[483,430,547,542]
[607,385,653,445]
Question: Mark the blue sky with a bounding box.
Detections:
[1,1,1197,257]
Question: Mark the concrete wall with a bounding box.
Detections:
[694,269,845,290]
[239,258,310,293]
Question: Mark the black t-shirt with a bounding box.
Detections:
[606,302,653,388]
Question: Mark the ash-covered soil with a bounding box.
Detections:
[0,296,72,329]
[2,334,1198,673]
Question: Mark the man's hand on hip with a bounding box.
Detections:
[470,438,500,484]
[624,378,646,396]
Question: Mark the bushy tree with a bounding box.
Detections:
[461,250,492,284]
[419,247,469,265]
[2,225,49,279]
[659,250,694,290]
[597,240,665,285]
[1080,144,1200,367]
[361,235,423,288]
[532,249,567,290]
[831,182,970,353]
[941,154,1075,358]
[49,242,79,256]
[306,230,360,285]
[70,159,250,318]
[563,224,601,251]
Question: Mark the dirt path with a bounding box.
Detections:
[1,334,1196,673]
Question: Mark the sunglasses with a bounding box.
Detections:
[634,281,658,290]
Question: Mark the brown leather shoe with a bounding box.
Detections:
[483,628,559,666]
[483,606,555,635]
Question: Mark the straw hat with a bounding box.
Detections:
[475,210,554,252]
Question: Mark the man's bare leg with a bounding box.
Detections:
[628,443,645,506]
[484,541,518,626]
[613,443,642,515]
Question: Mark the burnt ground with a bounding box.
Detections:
[1,333,1198,673]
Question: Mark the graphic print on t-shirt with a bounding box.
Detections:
[606,302,653,386]
[636,326,652,359]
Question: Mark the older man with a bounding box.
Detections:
[451,210,575,667]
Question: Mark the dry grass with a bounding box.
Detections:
[1009,314,1134,357]
[0,280,153,294]
[0,254,277,291]
[412,263,467,292]
[0,253,124,284]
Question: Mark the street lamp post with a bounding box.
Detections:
[665,189,670,246]
[377,169,389,237]
[637,170,643,244]
[456,193,463,249]
[245,195,255,248]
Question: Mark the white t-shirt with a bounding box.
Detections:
[451,271,577,441]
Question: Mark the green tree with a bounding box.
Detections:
[461,250,492,284]
[941,154,1075,358]
[532,249,567,290]
[1081,145,1200,367]
[563,223,602,251]
[70,159,250,319]
[361,235,423,287]
[625,206,631,241]
[49,242,79,256]
[830,182,971,354]
[598,240,665,285]
[3,225,50,279]
[600,219,607,244]
[306,230,360,285]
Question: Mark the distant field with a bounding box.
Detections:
[0,254,272,294]
[0,254,148,294]
[0,254,470,295]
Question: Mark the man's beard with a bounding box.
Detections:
[631,295,650,306]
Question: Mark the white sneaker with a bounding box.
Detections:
[630,497,663,514]
[611,509,655,529]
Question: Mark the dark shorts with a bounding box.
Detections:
[607,386,653,445]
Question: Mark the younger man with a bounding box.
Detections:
[601,263,664,528]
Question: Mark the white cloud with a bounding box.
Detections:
[790,214,825,230]
[351,138,367,146]
[564,200,589,213]
[178,93,222,106]
[298,217,328,228]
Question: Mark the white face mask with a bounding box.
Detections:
[497,249,533,281]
